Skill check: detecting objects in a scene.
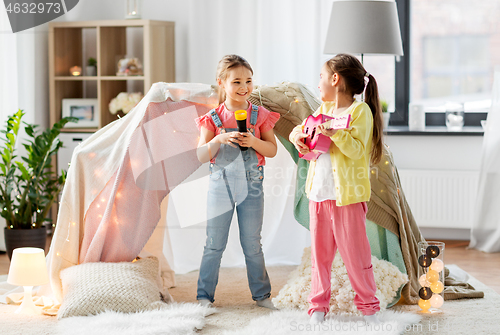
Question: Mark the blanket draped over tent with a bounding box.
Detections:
[46,83,218,303]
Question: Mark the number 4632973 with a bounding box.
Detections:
[5,2,61,14]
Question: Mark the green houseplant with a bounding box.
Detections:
[86,57,97,76]
[381,99,390,128]
[1,109,77,258]
[87,57,97,67]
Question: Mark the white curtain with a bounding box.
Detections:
[60,0,334,89]
[186,0,333,91]
[0,7,45,251]
[0,7,19,251]
[0,8,18,120]
[470,69,500,252]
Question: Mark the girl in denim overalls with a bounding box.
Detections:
[194,55,280,309]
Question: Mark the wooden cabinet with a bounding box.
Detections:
[48,20,174,226]
[49,20,175,132]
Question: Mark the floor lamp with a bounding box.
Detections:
[323,0,404,63]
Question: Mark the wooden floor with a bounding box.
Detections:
[1,239,499,294]
[442,240,500,294]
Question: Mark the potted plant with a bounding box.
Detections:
[1,110,77,259]
[86,57,97,76]
[381,99,390,129]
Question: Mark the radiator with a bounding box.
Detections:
[397,170,480,229]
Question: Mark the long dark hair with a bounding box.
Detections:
[324,53,383,165]
[216,54,253,104]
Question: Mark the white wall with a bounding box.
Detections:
[385,135,483,171]
[386,134,483,240]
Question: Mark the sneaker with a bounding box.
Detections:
[256,298,277,310]
[310,311,325,324]
[364,314,381,325]
[198,299,214,308]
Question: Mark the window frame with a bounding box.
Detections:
[392,0,410,126]
[393,0,490,128]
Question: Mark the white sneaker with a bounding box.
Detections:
[310,311,325,324]
[198,299,214,308]
[256,298,277,310]
[364,314,381,325]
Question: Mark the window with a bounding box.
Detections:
[394,0,500,126]
[422,35,490,100]
[363,55,396,114]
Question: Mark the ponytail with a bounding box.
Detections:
[364,74,383,165]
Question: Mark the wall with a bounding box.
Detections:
[385,135,483,171]
[385,134,484,240]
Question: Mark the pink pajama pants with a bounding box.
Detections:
[308,200,380,316]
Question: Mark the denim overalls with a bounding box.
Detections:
[196,104,271,303]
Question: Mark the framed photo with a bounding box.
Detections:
[62,98,99,128]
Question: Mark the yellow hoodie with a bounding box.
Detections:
[289,100,373,206]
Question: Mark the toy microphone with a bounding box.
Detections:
[234,110,248,151]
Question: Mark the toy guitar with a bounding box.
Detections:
[299,114,351,161]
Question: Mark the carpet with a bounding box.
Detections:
[222,310,421,335]
[0,299,209,335]
[0,265,499,334]
[57,303,209,335]
[392,267,500,335]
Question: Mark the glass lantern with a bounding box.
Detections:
[417,241,445,313]
[125,0,142,19]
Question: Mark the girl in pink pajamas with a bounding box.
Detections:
[290,53,384,324]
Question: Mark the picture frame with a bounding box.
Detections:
[62,98,99,128]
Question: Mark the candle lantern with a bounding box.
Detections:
[125,0,142,19]
[70,66,82,76]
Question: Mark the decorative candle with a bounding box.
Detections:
[70,66,82,76]
[125,0,142,19]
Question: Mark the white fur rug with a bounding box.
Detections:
[57,303,211,335]
[222,310,421,335]
[1,266,498,335]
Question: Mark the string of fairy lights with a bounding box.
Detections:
[418,243,445,312]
